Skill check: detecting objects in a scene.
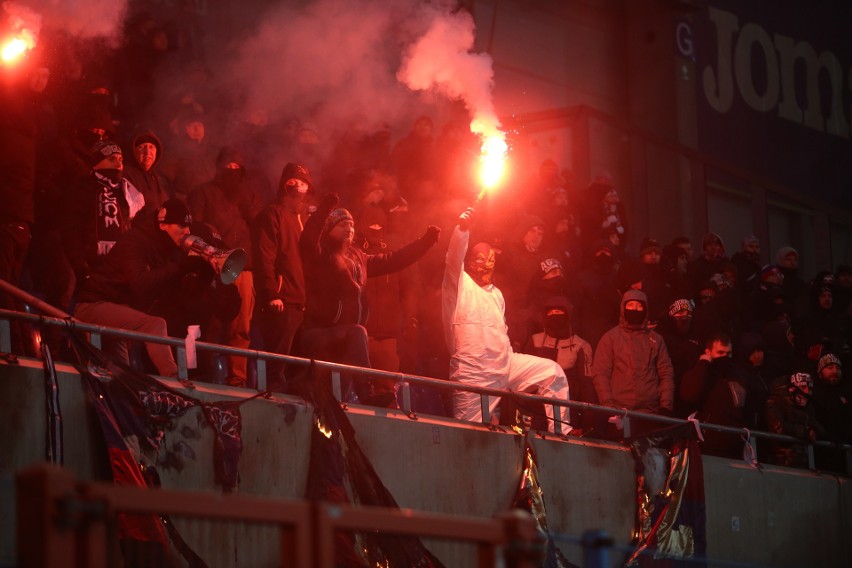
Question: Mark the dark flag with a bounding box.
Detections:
[70,333,258,566]
[304,362,446,567]
[626,422,707,568]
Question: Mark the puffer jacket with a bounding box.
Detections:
[592,289,675,413]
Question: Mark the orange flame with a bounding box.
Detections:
[476,134,507,201]
[1,30,35,65]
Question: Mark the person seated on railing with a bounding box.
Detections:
[74,199,195,378]
[765,371,826,469]
[591,289,675,441]
[442,207,570,433]
[295,192,441,406]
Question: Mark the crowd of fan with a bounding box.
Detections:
[1,14,849,474]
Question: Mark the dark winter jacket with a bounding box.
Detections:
[124,130,170,222]
[252,202,305,306]
[188,172,262,270]
[77,219,183,311]
[299,198,438,329]
[62,172,144,280]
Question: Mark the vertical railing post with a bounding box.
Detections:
[176,346,188,381]
[622,414,631,439]
[0,317,10,353]
[400,380,412,414]
[497,510,543,568]
[581,529,612,568]
[331,371,342,401]
[256,358,267,392]
[480,395,491,425]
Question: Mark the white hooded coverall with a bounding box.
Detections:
[442,226,569,430]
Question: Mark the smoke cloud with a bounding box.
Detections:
[2,0,128,43]
[397,8,502,140]
[210,0,501,153]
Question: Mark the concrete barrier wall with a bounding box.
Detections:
[1,357,849,567]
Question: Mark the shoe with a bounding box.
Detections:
[226,376,246,388]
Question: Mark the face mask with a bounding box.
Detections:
[673,317,692,335]
[465,244,495,286]
[220,169,245,191]
[709,357,733,377]
[544,314,571,339]
[595,254,614,272]
[97,168,123,183]
[624,308,645,326]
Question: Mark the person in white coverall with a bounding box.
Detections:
[442,207,570,432]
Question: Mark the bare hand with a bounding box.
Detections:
[268,299,284,313]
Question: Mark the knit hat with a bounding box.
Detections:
[520,214,546,236]
[789,371,813,391]
[279,162,313,191]
[667,298,694,318]
[639,238,662,257]
[817,353,842,374]
[539,258,563,278]
[157,198,193,226]
[741,234,760,248]
[759,264,783,283]
[702,232,724,250]
[134,133,158,148]
[215,146,245,169]
[88,140,122,168]
[325,208,354,232]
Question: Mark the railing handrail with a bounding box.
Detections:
[16,462,541,568]
[1,306,850,473]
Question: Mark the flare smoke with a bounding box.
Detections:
[2,0,127,48]
[398,8,503,141]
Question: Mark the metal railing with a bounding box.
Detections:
[1,300,850,475]
[15,462,548,568]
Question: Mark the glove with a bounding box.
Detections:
[423,225,441,243]
[458,207,475,231]
[319,192,339,211]
[602,214,618,228]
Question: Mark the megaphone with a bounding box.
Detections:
[180,235,246,285]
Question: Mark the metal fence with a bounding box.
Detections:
[16,462,551,568]
[1,297,850,475]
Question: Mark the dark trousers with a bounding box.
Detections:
[294,324,370,402]
[258,304,304,390]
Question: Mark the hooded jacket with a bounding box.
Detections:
[124,130,170,221]
[187,148,262,270]
[592,289,675,413]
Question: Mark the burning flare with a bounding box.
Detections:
[1,30,34,64]
[476,133,507,200]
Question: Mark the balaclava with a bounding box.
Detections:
[621,290,648,329]
[543,301,573,340]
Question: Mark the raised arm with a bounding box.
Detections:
[299,193,338,262]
